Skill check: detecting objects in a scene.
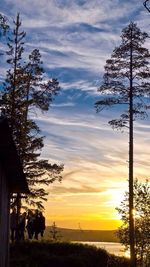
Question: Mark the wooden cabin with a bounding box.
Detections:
[0,117,29,267]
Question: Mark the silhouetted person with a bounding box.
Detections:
[34,210,41,240]
[18,212,26,240]
[39,212,45,237]
[26,210,34,239]
[10,208,17,243]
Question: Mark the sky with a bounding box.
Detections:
[1,0,150,230]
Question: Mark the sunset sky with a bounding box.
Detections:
[1,0,150,230]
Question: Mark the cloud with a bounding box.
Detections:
[37,103,150,182]
[4,0,139,25]
[1,0,148,96]
[51,102,75,107]
[49,184,105,195]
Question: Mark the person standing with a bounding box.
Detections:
[26,210,34,239]
[34,210,41,240]
[39,212,45,238]
[10,208,18,243]
[18,212,26,240]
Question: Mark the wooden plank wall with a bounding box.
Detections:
[0,163,10,267]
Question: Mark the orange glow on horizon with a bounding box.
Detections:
[45,217,122,230]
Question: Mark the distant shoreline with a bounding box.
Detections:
[45,227,119,243]
[47,227,118,231]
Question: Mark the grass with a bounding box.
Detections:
[10,241,130,267]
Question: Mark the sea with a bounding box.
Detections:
[78,242,126,257]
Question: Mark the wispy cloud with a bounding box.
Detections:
[1,0,148,94]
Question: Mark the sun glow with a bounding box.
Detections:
[44,178,126,230]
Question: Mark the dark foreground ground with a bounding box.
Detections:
[10,241,130,267]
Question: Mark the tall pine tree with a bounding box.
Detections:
[95,22,150,267]
[3,13,63,210]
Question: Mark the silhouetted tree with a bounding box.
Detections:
[95,22,150,267]
[2,13,63,210]
[116,179,150,267]
[50,222,61,241]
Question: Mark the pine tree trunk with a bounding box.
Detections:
[129,29,136,267]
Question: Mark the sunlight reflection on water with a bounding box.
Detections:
[78,242,126,257]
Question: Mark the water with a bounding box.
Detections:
[79,242,125,257]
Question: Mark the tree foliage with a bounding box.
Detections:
[0,13,9,36]
[2,13,63,209]
[95,22,150,130]
[116,179,150,266]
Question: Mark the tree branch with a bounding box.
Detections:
[143,0,150,12]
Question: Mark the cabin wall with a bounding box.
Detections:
[0,163,10,267]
